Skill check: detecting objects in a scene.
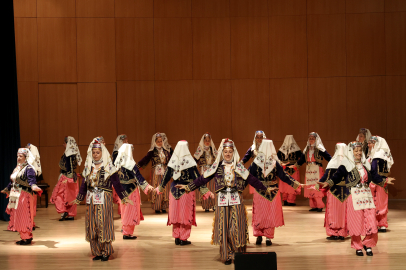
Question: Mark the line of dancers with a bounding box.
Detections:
[2,128,395,264]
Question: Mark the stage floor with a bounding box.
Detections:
[1,200,405,270]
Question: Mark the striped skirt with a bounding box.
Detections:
[346,194,378,236]
[168,192,196,226]
[252,191,284,230]
[150,169,170,210]
[121,189,144,227]
[6,190,34,234]
[85,192,115,242]
[325,192,347,236]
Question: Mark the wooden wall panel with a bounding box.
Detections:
[153,0,191,17]
[37,0,76,17]
[115,18,154,80]
[18,82,39,147]
[117,81,156,145]
[115,0,154,17]
[269,78,308,141]
[268,0,307,16]
[306,0,346,14]
[307,14,346,77]
[39,84,78,146]
[154,18,192,80]
[346,77,387,139]
[77,18,116,82]
[231,17,269,79]
[231,79,270,142]
[77,83,117,145]
[15,18,38,82]
[37,18,77,82]
[308,77,347,140]
[76,0,115,17]
[346,0,385,13]
[387,139,406,199]
[193,80,233,141]
[346,13,385,76]
[386,76,406,140]
[385,12,406,75]
[191,0,230,17]
[155,81,194,143]
[13,0,36,17]
[385,0,406,12]
[192,18,231,79]
[229,0,268,17]
[269,15,307,78]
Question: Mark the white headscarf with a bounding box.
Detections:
[303,132,326,152]
[279,135,301,156]
[82,138,117,178]
[254,139,279,177]
[203,139,249,179]
[251,130,267,152]
[27,144,42,176]
[369,136,394,170]
[113,134,127,153]
[64,136,82,166]
[326,143,347,170]
[148,133,171,152]
[17,148,37,174]
[341,142,370,172]
[356,128,371,143]
[114,143,136,171]
[168,141,196,180]
[194,133,218,159]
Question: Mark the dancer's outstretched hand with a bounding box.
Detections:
[288,165,296,169]
[387,177,396,185]
[317,182,329,188]
[175,184,187,190]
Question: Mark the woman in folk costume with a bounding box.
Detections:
[318,141,395,256]
[194,133,218,212]
[367,136,394,233]
[111,134,128,216]
[356,128,372,157]
[70,139,131,261]
[290,132,331,212]
[1,148,42,245]
[277,135,302,206]
[137,132,173,213]
[114,143,154,240]
[249,139,301,246]
[241,130,266,164]
[176,139,273,265]
[26,143,42,230]
[317,143,348,240]
[157,141,213,246]
[50,136,82,221]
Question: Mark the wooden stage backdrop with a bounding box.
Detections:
[13,1,406,201]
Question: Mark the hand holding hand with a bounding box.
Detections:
[387,177,396,185]
[317,182,329,189]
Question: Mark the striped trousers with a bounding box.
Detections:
[168,192,196,240]
[121,189,144,235]
[6,191,34,240]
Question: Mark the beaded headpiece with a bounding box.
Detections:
[359,128,368,135]
[119,134,127,140]
[204,133,211,138]
[17,148,29,156]
[309,132,317,138]
[349,141,362,150]
[369,136,378,144]
[223,138,234,149]
[92,140,102,149]
[255,130,264,137]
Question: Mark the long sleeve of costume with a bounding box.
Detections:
[131,166,150,191]
[159,167,174,191]
[370,159,387,187]
[245,174,267,190]
[111,172,127,200]
[326,165,348,187]
[137,151,153,169]
[320,150,332,162]
[295,152,306,168]
[275,162,300,189]
[187,173,215,192]
[242,148,253,164]
[193,166,209,195]
[319,168,332,183]
[76,179,87,202]
[26,167,38,186]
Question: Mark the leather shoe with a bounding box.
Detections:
[356,250,364,256]
[288,203,296,206]
[65,217,74,221]
[283,201,288,206]
[93,256,102,261]
[59,212,68,221]
[338,236,345,240]
[224,260,232,265]
[180,240,191,246]
[123,235,137,240]
[378,228,387,233]
[175,238,180,245]
[364,246,373,256]
[256,236,262,245]
[266,239,272,246]
[326,236,338,240]
[19,239,32,245]
[317,208,323,212]
[155,210,160,214]
[205,209,210,212]
[101,255,109,261]
[161,209,167,213]
[309,208,318,212]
